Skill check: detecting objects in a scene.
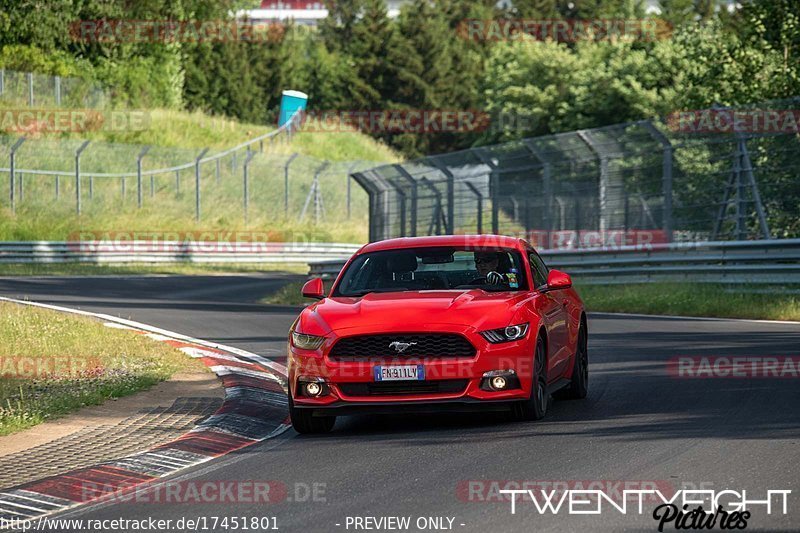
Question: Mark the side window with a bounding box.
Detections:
[528,252,549,289]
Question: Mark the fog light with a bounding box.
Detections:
[298,376,329,397]
[481,369,520,392]
[490,376,507,390]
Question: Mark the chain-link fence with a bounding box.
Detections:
[0,113,378,236]
[354,98,800,248]
[0,69,108,108]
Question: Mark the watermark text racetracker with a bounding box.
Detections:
[0,109,150,134]
[668,356,800,379]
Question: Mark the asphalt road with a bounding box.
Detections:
[1,275,799,532]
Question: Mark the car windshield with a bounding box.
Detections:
[333,247,529,296]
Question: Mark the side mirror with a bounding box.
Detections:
[545,269,572,291]
[301,277,325,300]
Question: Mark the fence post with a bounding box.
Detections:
[523,140,552,247]
[474,150,499,234]
[75,141,90,215]
[464,181,483,234]
[9,137,26,213]
[137,146,150,208]
[642,120,674,243]
[175,170,180,194]
[420,178,443,235]
[195,148,209,222]
[431,160,455,234]
[55,76,61,106]
[215,158,220,184]
[393,165,418,237]
[55,175,60,199]
[243,149,256,224]
[346,162,360,220]
[27,72,33,107]
[299,161,329,224]
[0,69,4,96]
[284,153,298,217]
[576,130,608,245]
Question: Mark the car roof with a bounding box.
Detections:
[358,235,530,254]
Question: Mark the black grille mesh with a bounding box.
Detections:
[338,380,469,396]
[329,334,475,358]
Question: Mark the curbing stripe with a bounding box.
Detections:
[0,296,292,528]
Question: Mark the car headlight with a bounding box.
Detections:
[480,323,529,344]
[291,330,326,350]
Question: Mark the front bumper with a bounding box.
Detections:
[288,327,535,409]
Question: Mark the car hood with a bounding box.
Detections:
[300,290,532,335]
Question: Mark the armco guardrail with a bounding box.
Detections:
[308,239,800,285]
[0,241,360,264]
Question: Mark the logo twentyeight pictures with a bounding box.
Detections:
[494,487,791,531]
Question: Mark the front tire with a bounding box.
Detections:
[289,395,336,434]
[512,335,548,421]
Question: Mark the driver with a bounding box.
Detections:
[474,251,502,277]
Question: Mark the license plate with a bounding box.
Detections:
[374,365,425,381]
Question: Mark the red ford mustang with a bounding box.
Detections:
[287,235,588,433]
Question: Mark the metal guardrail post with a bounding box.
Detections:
[9,137,26,213]
[175,170,180,194]
[0,69,4,96]
[137,146,150,208]
[393,165,418,237]
[243,149,256,224]
[75,141,90,215]
[215,158,220,184]
[195,148,209,222]
[464,181,483,234]
[284,153,298,217]
[55,76,61,106]
[55,175,59,199]
[27,72,33,107]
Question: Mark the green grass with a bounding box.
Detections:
[261,281,800,322]
[261,280,311,306]
[0,262,308,277]
[578,283,800,321]
[0,105,398,243]
[0,301,205,435]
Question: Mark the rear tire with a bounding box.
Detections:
[512,335,548,421]
[557,323,588,400]
[289,395,336,434]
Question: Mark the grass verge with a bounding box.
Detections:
[261,281,800,322]
[261,280,309,306]
[0,301,205,436]
[0,262,309,277]
[578,283,800,321]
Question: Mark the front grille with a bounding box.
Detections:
[338,380,469,396]
[329,334,475,359]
